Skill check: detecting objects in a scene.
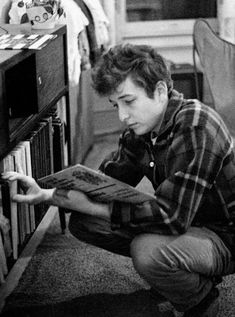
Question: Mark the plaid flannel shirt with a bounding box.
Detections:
[99,90,235,256]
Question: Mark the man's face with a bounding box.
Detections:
[109,76,168,135]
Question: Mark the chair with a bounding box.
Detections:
[193,18,235,138]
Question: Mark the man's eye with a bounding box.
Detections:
[125,100,134,105]
[113,103,118,109]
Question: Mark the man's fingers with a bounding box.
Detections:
[2,172,33,184]
[1,171,22,181]
[16,162,24,174]
[54,188,70,198]
[11,193,34,204]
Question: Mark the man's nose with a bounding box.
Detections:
[118,106,129,122]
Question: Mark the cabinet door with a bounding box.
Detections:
[36,35,66,112]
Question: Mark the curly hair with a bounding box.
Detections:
[91,43,173,98]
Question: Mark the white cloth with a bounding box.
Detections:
[60,0,89,84]
[83,0,109,48]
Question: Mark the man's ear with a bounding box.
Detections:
[155,81,168,99]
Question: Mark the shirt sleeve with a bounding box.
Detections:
[110,120,228,234]
[98,130,145,186]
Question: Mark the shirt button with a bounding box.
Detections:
[149,161,155,168]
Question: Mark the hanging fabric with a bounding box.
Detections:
[82,0,110,50]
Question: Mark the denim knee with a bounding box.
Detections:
[130,234,161,278]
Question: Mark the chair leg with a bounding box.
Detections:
[193,45,201,101]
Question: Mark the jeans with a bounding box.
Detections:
[68,211,235,312]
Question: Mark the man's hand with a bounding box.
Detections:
[1,171,54,204]
[53,188,111,219]
[1,172,111,219]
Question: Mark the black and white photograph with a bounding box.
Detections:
[0,1,234,316]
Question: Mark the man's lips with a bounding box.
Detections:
[128,123,138,128]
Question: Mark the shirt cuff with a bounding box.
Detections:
[110,201,131,230]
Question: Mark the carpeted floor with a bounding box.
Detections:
[2,211,235,317]
[1,213,163,316]
[1,134,235,317]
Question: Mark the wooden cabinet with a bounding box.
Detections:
[36,34,66,112]
[0,24,70,161]
[0,24,70,310]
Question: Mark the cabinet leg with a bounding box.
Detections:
[58,208,66,234]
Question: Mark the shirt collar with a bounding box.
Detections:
[152,89,184,139]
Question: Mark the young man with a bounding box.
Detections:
[2,44,235,317]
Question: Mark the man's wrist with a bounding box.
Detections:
[41,188,56,205]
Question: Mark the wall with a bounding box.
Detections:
[70,69,95,164]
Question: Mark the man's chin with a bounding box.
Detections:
[131,128,146,136]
